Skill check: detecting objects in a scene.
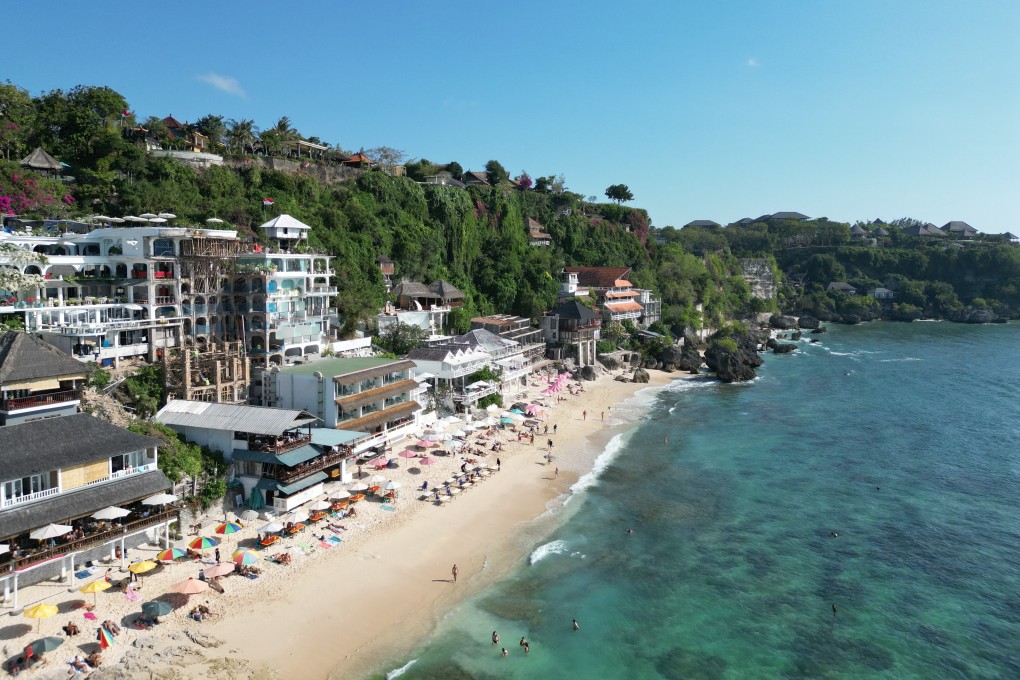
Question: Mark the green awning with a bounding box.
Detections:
[232,449,281,464]
[253,471,328,496]
[309,428,369,447]
[232,444,324,467]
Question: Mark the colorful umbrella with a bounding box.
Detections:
[214,522,242,535]
[142,600,175,617]
[189,536,219,550]
[25,636,63,656]
[98,625,115,649]
[155,547,186,562]
[204,562,235,578]
[231,549,258,566]
[80,579,112,605]
[128,560,158,575]
[23,603,58,632]
[170,578,209,595]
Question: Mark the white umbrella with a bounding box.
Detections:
[30,523,73,540]
[142,493,178,506]
[384,481,401,491]
[329,488,351,500]
[92,215,111,222]
[369,474,386,484]
[347,482,369,492]
[139,213,158,219]
[206,217,224,223]
[109,217,125,223]
[259,521,284,533]
[239,509,260,522]
[284,509,308,523]
[0,544,9,556]
[149,217,167,224]
[453,430,467,438]
[157,212,176,219]
[310,500,332,511]
[485,404,502,414]
[91,506,131,520]
[422,432,443,441]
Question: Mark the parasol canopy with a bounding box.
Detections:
[330,488,350,500]
[170,578,210,595]
[384,481,401,491]
[258,521,284,534]
[214,522,243,535]
[204,562,235,578]
[23,603,58,632]
[92,506,131,520]
[310,499,332,511]
[231,549,259,566]
[347,482,368,492]
[142,600,175,617]
[98,625,116,649]
[239,509,260,522]
[30,523,72,540]
[143,493,178,506]
[128,560,158,575]
[189,536,219,550]
[80,579,112,605]
[25,636,63,656]
[156,547,186,562]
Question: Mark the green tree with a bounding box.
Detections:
[605,184,634,204]
[485,159,507,185]
[0,80,35,160]
[194,114,228,151]
[376,322,427,355]
[226,118,257,155]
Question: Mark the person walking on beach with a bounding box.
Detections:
[555,467,559,477]
[496,457,502,470]
[582,410,587,421]
[492,631,500,645]
[215,548,220,563]
[452,564,459,583]
[601,411,605,422]
[573,618,580,631]
[553,424,557,434]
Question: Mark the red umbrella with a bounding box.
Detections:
[398,449,418,458]
[372,458,389,469]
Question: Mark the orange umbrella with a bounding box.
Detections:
[170,578,210,595]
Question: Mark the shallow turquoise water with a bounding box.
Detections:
[382,322,1020,679]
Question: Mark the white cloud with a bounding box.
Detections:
[747,58,759,67]
[197,73,247,97]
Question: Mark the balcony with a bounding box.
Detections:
[246,433,312,455]
[153,270,175,279]
[0,486,60,509]
[82,463,157,489]
[154,296,176,305]
[274,448,352,485]
[1,389,82,411]
[453,384,499,402]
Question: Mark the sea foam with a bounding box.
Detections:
[529,539,569,565]
[386,658,417,679]
[565,430,631,504]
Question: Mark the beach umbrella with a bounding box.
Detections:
[141,600,174,617]
[23,603,58,632]
[384,481,401,491]
[149,217,167,224]
[203,562,235,579]
[414,439,433,449]
[452,430,467,438]
[500,417,514,425]
[25,636,63,657]
[29,523,72,540]
[231,549,258,566]
[330,489,350,501]
[422,432,443,441]
[91,506,131,520]
[347,482,368,492]
[170,577,209,595]
[143,493,177,506]
[283,509,308,523]
[206,217,224,223]
[97,625,115,649]
[80,579,112,605]
[371,458,389,470]
[214,522,242,535]
[369,474,386,484]
[139,212,158,219]
[0,544,8,556]
[109,217,125,223]
[157,212,176,219]
[399,449,419,458]
[259,521,284,534]
[155,547,186,562]
[128,560,158,576]
[485,403,501,414]
[310,500,332,511]
[239,509,260,522]
[189,536,219,550]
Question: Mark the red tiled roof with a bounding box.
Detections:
[564,267,632,289]
[603,300,643,313]
[604,290,638,299]
[162,115,184,129]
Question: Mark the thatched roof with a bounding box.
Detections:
[0,331,91,384]
[428,279,465,300]
[0,414,162,480]
[19,147,62,171]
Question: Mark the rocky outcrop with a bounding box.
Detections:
[577,365,598,381]
[704,331,764,383]
[769,315,799,330]
[772,342,797,354]
[632,368,650,383]
[797,316,820,329]
[597,354,621,370]
[810,327,827,334]
[966,308,998,324]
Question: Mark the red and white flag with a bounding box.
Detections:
[262,198,275,206]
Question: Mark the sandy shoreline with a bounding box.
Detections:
[1,369,685,680]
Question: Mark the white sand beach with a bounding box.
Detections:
[1,369,684,680]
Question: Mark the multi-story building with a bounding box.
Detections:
[0,331,90,426]
[470,315,546,365]
[153,400,365,513]
[559,267,660,328]
[539,299,602,366]
[260,357,422,456]
[0,413,172,599]
[377,279,465,335]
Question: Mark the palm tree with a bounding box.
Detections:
[273,116,299,141]
[226,118,258,155]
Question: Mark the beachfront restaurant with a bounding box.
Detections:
[0,414,173,607]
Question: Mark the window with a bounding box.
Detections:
[2,473,52,501]
[236,461,260,477]
[111,450,146,474]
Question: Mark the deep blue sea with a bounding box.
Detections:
[382,322,1020,680]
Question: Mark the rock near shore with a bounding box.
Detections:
[769,314,799,330]
[704,330,764,382]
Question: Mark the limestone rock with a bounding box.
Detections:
[797,316,821,329]
[578,365,598,381]
[769,314,799,330]
[772,342,797,354]
[632,368,650,383]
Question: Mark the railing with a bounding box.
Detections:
[154,296,176,304]
[0,508,179,573]
[2,389,81,410]
[82,462,157,489]
[50,317,183,334]
[453,384,499,402]
[1,486,60,509]
[274,448,352,485]
[153,271,175,279]
[247,433,312,454]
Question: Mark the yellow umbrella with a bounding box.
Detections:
[128,560,158,576]
[23,603,58,632]
[80,579,112,605]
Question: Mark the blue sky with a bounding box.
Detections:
[6,1,1018,232]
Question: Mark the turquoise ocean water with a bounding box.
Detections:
[381,322,1020,680]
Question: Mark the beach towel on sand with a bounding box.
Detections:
[318,540,332,549]
[379,505,396,512]
[327,536,342,544]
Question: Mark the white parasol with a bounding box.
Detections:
[91,506,131,520]
[30,523,73,540]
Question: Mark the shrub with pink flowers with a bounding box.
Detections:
[0,161,74,217]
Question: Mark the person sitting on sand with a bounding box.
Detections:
[7,657,24,676]
[63,621,80,636]
[71,656,90,672]
[86,653,101,668]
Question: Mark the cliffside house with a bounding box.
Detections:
[463,171,490,186]
[19,147,64,178]
[376,255,394,291]
[827,282,857,295]
[527,218,552,246]
[340,152,375,167]
[379,279,466,335]
[260,357,422,456]
[161,115,208,153]
[769,212,811,221]
[867,287,895,301]
[850,224,869,239]
[280,139,328,160]
[902,224,947,237]
[941,221,978,239]
[539,299,601,366]
[0,331,91,427]
[470,315,546,365]
[0,413,171,598]
[406,346,492,410]
[563,266,649,324]
[153,400,364,512]
[872,227,890,238]
[1004,232,1019,244]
